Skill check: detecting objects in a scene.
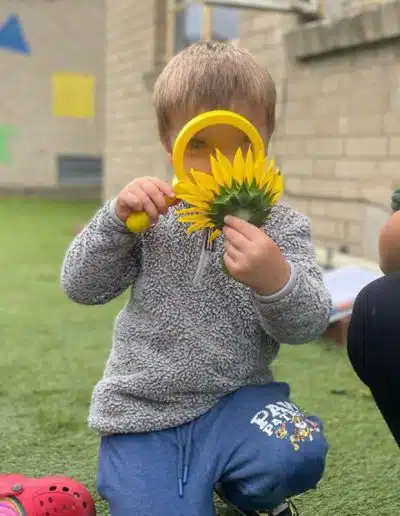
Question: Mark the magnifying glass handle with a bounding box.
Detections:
[126,196,179,233]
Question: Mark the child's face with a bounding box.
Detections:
[164,103,270,176]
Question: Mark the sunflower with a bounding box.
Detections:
[174,147,283,242]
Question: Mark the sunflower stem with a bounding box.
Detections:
[230,208,253,223]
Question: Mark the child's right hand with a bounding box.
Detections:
[115,177,176,223]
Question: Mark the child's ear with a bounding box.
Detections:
[161,137,173,162]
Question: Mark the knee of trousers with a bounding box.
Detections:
[283,432,329,495]
[239,433,329,506]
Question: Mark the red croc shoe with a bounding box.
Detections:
[0,474,96,515]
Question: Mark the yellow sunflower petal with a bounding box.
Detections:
[232,148,245,183]
[209,228,222,242]
[269,191,281,205]
[264,169,283,203]
[244,148,255,185]
[176,195,211,210]
[215,149,233,188]
[176,207,208,215]
[266,170,282,190]
[258,159,277,190]
[190,170,219,194]
[174,182,214,203]
[210,154,225,186]
[253,157,267,189]
[254,152,266,171]
[268,159,276,172]
[273,174,284,197]
[186,220,214,234]
[173,180,201,197]
[177,214,211,224]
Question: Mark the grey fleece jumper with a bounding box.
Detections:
[61,201,331,435]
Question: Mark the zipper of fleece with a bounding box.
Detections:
[193,229,215,286]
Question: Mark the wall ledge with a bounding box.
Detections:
[285,0,400,60]
[0,185,101,201]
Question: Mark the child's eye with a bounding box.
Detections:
[189,139,207,150]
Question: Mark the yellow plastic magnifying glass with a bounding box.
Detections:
[125,110,266,233]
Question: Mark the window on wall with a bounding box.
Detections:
[57,155,103,186]
[170,0,239,57]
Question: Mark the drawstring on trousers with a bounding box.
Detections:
[176,421,195,497]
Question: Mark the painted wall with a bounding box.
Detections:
[0,0,104,190]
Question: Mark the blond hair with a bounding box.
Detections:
[154,41,276,142]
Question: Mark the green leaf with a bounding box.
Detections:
[392,188,400,212]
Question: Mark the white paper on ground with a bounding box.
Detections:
[322,266,382,323]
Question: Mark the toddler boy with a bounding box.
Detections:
[62,41,332,516]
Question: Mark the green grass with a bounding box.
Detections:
[0,197,398,515]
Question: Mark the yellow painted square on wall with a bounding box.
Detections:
[52,72,95,119]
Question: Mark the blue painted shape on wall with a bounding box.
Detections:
[0,15,30,55]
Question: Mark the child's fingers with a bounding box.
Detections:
[118,176,176,223]
[149,177,176,199]
[132,187,160,221]
[119,190,143,213]
[137,179,169,215]
[223,226,247,251]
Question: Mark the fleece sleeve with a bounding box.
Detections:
[252,207,332,344]
[61,200,142,305]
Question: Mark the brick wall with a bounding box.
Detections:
[0,1,104,190]
[240,1,400,260]
[278,42,398,259]
[104,0,172,200]
[340,0,392,16]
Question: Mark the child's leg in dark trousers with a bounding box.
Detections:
[213,383,328,513]
[347,272,400,446]
[97,383,327,516]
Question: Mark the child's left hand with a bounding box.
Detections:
[222,215,291,296]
